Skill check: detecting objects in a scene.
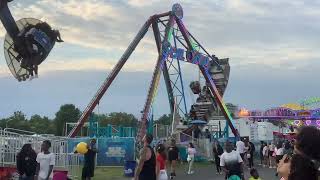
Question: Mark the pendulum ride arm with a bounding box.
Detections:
[68,12,171,138]
[0,0,20,39]
[152,21,175,114]
[138,15,176,141]
[175,17,239,138]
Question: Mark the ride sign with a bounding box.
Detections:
[162,42,210,68]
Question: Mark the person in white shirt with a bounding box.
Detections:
[187,143,196,175]
[35,140,55,180]
[268,142,276,168]
[220,141,244,179]
[275,142,284,165]
[236,139,245,161]
[262,144,269,167]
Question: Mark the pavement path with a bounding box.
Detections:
[173,162,279,180]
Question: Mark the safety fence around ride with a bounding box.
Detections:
[0,128,81,179]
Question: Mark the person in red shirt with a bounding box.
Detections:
[156,144,168,180]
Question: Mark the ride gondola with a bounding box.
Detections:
[0,0,63,81]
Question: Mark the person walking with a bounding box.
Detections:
[248,141,255,168]
[262,143,269,167]
[259,141,264,165]
[16,143,37,180]
[275,142,284,165]
[244,140,250,167]
[134,134,156,180]
[268,142,276,168]
[212,140,223,174]
[220,141,244,180]
[167,139,179,179]
[187,143,196,175]
[236,139,245,161]
[156,144,168,180]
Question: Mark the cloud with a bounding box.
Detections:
[2,0,318,70]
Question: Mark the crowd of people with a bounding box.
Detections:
[210,126,320,180]
[134,134,182,180]
[14,125,320,180]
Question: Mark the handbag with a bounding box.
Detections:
[187,155,191,162]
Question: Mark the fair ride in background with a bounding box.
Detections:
[238,97,320,129]
[66,3,239,147]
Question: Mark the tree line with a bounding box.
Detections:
[0,104,172,136]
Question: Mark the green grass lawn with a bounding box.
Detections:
[83,162,213,180]
[93,167,127,180]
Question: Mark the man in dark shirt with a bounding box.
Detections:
[168,139,179,179]
[82,139,98,180]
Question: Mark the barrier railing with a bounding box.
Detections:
[0,130,80,179]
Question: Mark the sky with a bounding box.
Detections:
[0,0,320,119]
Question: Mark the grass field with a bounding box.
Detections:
[78,162,213,180]
[93,167,126,180]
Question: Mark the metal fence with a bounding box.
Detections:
[153,124,170,139]
[0,129,81,179]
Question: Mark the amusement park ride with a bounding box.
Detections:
[0,0,63,81]
[238,98,320,128]
[67,4,239,141]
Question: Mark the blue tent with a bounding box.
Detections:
[189,120,207,125]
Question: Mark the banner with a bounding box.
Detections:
[67,137,135,166]
[97,137,135,166]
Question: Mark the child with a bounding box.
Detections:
[36,140,55,180]
[249,168,262,180]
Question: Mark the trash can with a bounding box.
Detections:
[124,160,136,177]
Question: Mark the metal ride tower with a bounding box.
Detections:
[68,4,239,141]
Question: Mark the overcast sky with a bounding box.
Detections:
[0,0,319,119]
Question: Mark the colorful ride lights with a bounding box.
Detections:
[305,120,312,126]
[293,120,320,127]
[294,120,302,126]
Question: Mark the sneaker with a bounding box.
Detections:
[269,166,272,168]
[190,171,194,174]
[29,76,34,81]
[35,74,38,78]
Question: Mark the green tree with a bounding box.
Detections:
[5,111,30,130]
[155,114,172,125]
[99,112,138,127]
[29,115,55,134]
[54,104,81,136]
